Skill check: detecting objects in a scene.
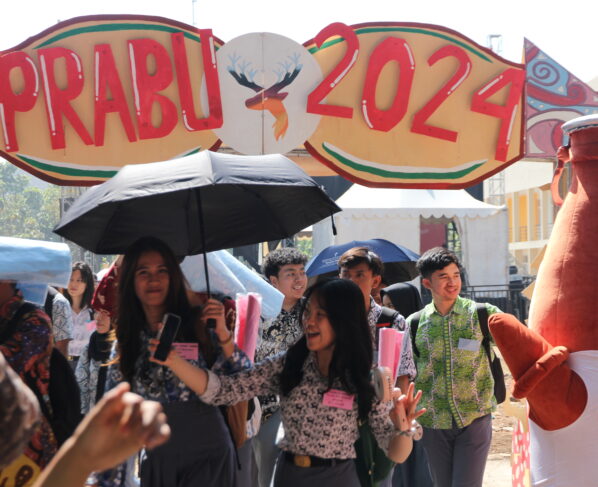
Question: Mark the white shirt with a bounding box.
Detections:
[68,307,95,357]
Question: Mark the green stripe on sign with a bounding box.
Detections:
[322,144,483,180]
[18,154,117,179]
[308,27,491,62]
[35,23,205,48]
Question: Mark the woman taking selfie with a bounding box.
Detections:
[150,278,425,486]
[100,236,250,487]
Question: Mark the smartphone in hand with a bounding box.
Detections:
[153,313,181,362]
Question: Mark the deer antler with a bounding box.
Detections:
[227,53,263,92]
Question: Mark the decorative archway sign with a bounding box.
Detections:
[0,15,525,188]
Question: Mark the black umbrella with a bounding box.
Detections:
[54,151,340,297]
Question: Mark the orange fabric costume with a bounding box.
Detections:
[489,116,598,485]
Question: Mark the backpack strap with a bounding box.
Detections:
[44,287,57,321]
[476,303,492,360]
[409,311,422,358]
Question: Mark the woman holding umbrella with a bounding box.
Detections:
[100,236,251,487]
[150,278,425,486]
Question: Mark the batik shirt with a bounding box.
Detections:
[51,291,73,343]
[407,296,500,429]
[254,299,304,421]
[0,295,57,473]
[75,344,104,414]
[201,352,401,459]
[368,298,417,381]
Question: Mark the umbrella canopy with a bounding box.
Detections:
[54,151,340,257]
[306,238,420,284]
[0,236,72,304]
[180,250,283,320]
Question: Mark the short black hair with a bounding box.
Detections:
[337,247,384,277]
[416,247,462,279]
[262,248,307,279]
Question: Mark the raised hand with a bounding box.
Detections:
[389,382,426,434]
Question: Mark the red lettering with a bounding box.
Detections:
[471,68,525,161]
[0,51,39,152]
[128,38,177,140]
[411,45,471,142]
[306,22,358,118]
[94,44,137,146]
[38,47,93,149]
[171,30,223,131]
[361,37,415,132]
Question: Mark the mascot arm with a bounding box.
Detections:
[489,313,587,431]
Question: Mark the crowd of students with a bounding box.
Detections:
[1,236,500,487]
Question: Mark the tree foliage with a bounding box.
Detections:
[0,162,61,241]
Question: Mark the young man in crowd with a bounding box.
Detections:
[410,247,500,487]
[253,248,308,487]
[338,247,416,395]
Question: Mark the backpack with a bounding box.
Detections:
[409,303,506,404]
[1,302,83,446]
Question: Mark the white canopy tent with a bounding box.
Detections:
[313,186,508,287]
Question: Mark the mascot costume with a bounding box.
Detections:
[489,114,598,486]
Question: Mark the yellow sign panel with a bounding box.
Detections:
[0,18,524,187]
[304,22,525,188]
[0,15,221,185]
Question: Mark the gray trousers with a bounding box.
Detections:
[235,437,258,487]
[421,414,492,487]
[252,411,282,487]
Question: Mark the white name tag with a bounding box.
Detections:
[458,338,480,352]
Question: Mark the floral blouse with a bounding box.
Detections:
[254,298,304,421]
[201,352,400,459]
[105,327,252,402]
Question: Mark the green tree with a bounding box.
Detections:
[0,162,61,241]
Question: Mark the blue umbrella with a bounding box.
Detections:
[306,239,420,284]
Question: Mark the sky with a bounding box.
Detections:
[0,0,596,83]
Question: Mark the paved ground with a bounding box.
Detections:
[483,453,511,486]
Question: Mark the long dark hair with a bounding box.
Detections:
[280,278,375,420]
[115,236,191,383]
[64,261,95,309]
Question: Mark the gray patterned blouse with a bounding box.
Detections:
[201,352,400,459]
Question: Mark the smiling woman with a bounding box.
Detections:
[97,236,252,487]
[148,278,425,486]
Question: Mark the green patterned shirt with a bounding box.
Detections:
[407,296,500,429]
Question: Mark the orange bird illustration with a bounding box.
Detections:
[228,55,302,141]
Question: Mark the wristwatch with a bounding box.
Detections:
[397,420,423,440]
